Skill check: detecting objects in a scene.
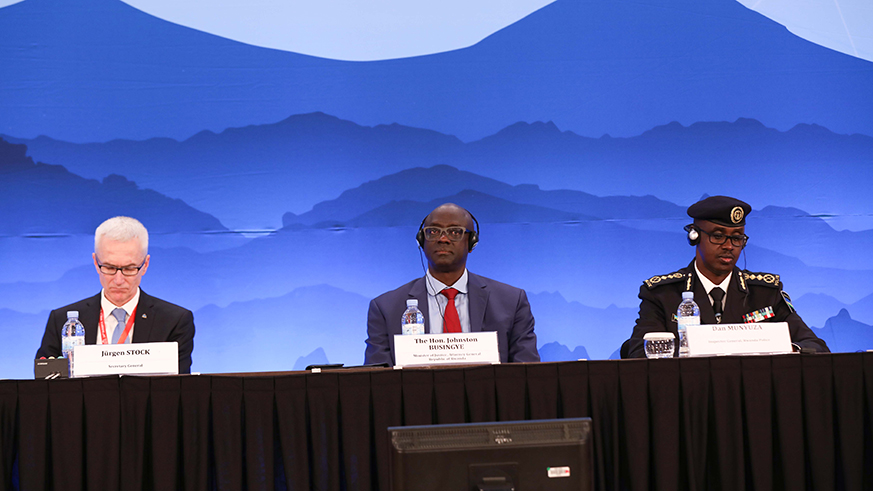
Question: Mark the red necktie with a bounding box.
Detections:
[441,288,462,333]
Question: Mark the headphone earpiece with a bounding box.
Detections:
[684,224,700,246]
[415,220,426,248]
[467,214,479,252]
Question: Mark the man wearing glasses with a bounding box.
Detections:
[36,216,195,373]
[620,196,829,358]
[364,203,539,366]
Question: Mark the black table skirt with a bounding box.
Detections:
[1,353,871,490]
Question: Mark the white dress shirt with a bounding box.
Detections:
[98,287,140,344]
[694,262,730,311]
[424,269,471,333]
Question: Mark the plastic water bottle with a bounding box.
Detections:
[401,299,425,335]
[61,311,86,377]
[676,292,699,358]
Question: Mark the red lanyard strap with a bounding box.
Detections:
[98,306,137,345]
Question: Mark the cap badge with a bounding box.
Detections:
[730,206,744,224]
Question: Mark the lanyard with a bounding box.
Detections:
[98,306,137,345]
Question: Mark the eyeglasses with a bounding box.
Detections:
[97,259,146,276]
[698,228,748,247]
[422,226,471,242]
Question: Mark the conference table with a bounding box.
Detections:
[1,353,871,490]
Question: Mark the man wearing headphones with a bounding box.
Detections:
[620,196,829,358]
[364,203,540,366]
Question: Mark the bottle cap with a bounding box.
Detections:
[643,332,675,341]
[406,299,418,308]
[67,310,79,318]
[681,292,694,300]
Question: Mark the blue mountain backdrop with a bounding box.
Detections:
[1,0,871,143]
[1,142,870,378]
[4,114,871,231]
[0,0,870,379]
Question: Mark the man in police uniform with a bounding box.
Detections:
[620,196,829,358]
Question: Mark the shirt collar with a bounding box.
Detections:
[100,287,141,317]
[693,262,731,294]
[425,269,469,296]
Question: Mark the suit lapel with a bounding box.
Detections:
[132,290,155,343]
[467,273,488,333]
[693,277,718,325]
[723,270,747,324]
[82,293,102,345]
[692,266,744,324]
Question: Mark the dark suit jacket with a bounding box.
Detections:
[37,290,195,374]
[621,261,830,358]
[365,272,540,366]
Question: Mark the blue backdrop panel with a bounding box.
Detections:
[0,0,871,378]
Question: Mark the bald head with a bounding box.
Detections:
[425,203,474,231]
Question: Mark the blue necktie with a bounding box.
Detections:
[111,308,128,344]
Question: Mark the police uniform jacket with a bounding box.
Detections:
[620,261,829,358]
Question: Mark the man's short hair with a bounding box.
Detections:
[94,216,149,256]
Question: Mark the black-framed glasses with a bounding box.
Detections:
[422,226,471,242]
[699,228,748,247]
[97,258,146,276]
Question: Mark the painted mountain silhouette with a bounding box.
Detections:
[2,113,465,230]
[0,138,227,236]
[817,309,873,353]
[748,206,873,270]
[7,114,870,232]
[192,284,372,372]
[278,163,873,271]
[794,292,873,328]
[459,118,873,224]
[3,179,870,322]
[538,342,591,362]
[323,190,596,229]
[283,165,682,228]
[1,0,870,143]
[0,308,51,379]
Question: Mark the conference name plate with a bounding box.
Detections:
[394,332,500,367]
[73,342,179,377]
[686,321,792,356]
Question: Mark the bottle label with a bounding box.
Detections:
[62,337,74,354]
[677,316,700,327]
[402,323,424,335]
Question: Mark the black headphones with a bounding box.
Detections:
[684,224,700,246]
[416,208,480,251]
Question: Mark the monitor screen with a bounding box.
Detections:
[389,418,593,491]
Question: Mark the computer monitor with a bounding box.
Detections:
[389,417,593,491]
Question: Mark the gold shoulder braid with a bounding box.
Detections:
[644,271,687,289]
[742,271,781,287]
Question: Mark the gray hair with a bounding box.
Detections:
[94,216,149,257]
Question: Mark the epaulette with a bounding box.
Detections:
[741,271,781,288]
[643,270,690,289]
